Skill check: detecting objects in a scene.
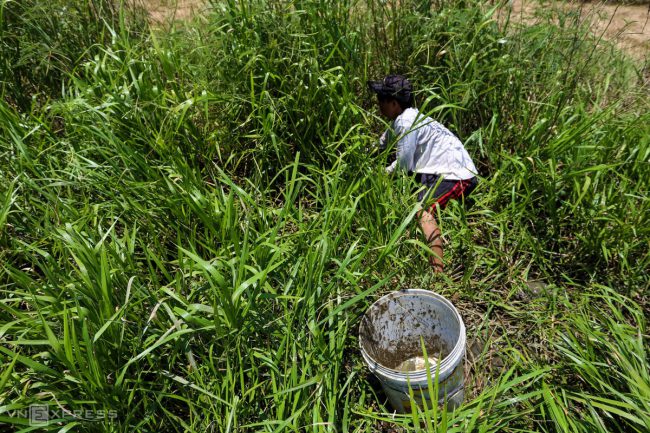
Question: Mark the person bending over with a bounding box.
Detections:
[368,75,478,273]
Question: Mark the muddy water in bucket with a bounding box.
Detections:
[359,289,465,413]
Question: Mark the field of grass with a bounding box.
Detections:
[0,0,648,431]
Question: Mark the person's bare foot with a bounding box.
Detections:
[428,255,444,273]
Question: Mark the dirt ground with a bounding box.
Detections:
[136,0,649,60]
[508,0,650,61]
[133,0,207,23]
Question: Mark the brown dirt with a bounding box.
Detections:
[132,0,206,24]
[506,0,650,61]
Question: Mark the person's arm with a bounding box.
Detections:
[378,128,398,172]
[386,119,417,173]
[378,129,389,151]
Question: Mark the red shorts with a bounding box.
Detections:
[416,173,478,211]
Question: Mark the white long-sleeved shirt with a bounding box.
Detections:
[381,108,477,180]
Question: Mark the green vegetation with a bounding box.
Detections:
[0,0,648,431]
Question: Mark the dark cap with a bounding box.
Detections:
[367,75,412,103]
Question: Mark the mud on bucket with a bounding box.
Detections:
[359,289,466,413]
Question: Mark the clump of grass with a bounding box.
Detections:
[0,0,147,111]
[554,286,649,432]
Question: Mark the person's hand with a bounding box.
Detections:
[378,130,388,151]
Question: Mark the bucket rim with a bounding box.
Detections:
[359,288,466,380]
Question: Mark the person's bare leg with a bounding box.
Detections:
[418,208,443,273]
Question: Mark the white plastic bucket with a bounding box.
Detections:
[359,289,466,413]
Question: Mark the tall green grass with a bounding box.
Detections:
[1,0,648,431]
